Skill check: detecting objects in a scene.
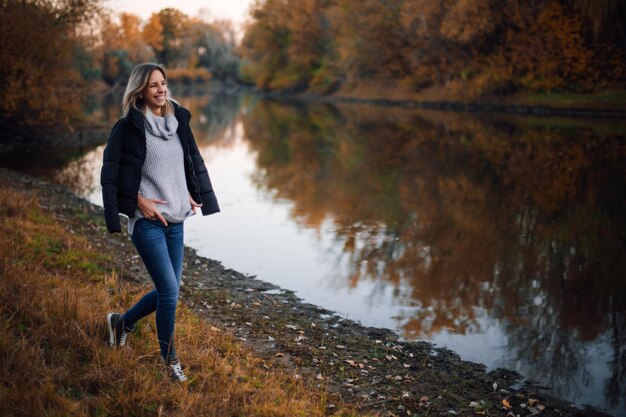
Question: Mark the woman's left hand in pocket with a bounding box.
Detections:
[189,195,203,214]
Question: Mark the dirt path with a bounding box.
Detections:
[1,167,611,417]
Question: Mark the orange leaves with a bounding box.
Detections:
[143,14,165,53]
[243,0,624,96]
[440,0,498,44]
[0,1,87,125]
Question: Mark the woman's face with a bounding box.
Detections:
[142,69,167,115]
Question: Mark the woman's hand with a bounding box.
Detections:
[137,193,168,226]
[189,195,203,214]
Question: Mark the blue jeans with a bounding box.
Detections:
[122,219,184,363]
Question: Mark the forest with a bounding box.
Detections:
[241,0,626,99]
[1,0,626,126]
[0,0,238,125]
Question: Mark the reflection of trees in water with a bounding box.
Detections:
[54,145,105,199]
[606,312,626,410]
[179,94,243,147]
[241,101,626,409]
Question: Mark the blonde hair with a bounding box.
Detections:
[122,63,176,117]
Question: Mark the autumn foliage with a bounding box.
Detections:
[96,8,239,87]
[0,0,100,125]
[0,1,240,126]
[241,0,626,97]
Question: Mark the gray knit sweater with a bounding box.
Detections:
[127,112,193,235]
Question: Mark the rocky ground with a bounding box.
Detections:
[0,167,612,417]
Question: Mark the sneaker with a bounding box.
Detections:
[167,359,188,382]
[107,312,130,347]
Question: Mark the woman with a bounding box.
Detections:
[100,63,219,382]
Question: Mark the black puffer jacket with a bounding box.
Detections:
[100,103,219,233]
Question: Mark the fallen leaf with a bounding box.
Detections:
[528,398,539,407]
[210,326,221,332]
[537,405,545,411]
[345,359,357,367]
[502,399,511,409]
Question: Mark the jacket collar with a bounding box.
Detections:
[127,102,189,130]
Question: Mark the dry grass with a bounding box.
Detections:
[0,182,356,417]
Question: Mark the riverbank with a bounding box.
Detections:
[175,80,626,118]
[256,88,626,119]
[0,168,353,417]
[0,116,109,156]
[0,167,613,416]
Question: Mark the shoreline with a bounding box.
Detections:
[0,166,613,417]
[175,80,626,118]
[255,90,626,119]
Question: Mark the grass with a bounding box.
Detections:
[0,181,358,417]
[524,88,626,110]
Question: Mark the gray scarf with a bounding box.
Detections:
[144,110,179,140]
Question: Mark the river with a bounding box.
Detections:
[3,93,625,416]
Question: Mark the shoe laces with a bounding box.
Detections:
[169,362,187,382]
[119,330,129,347]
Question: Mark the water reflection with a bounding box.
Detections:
[241,101,626,413]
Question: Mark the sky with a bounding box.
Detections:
[107,0,254,25]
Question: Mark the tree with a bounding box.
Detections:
[191,19,240,80]
[0,0,102,125]
[143,8,190,67]
[98,12,154,86]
